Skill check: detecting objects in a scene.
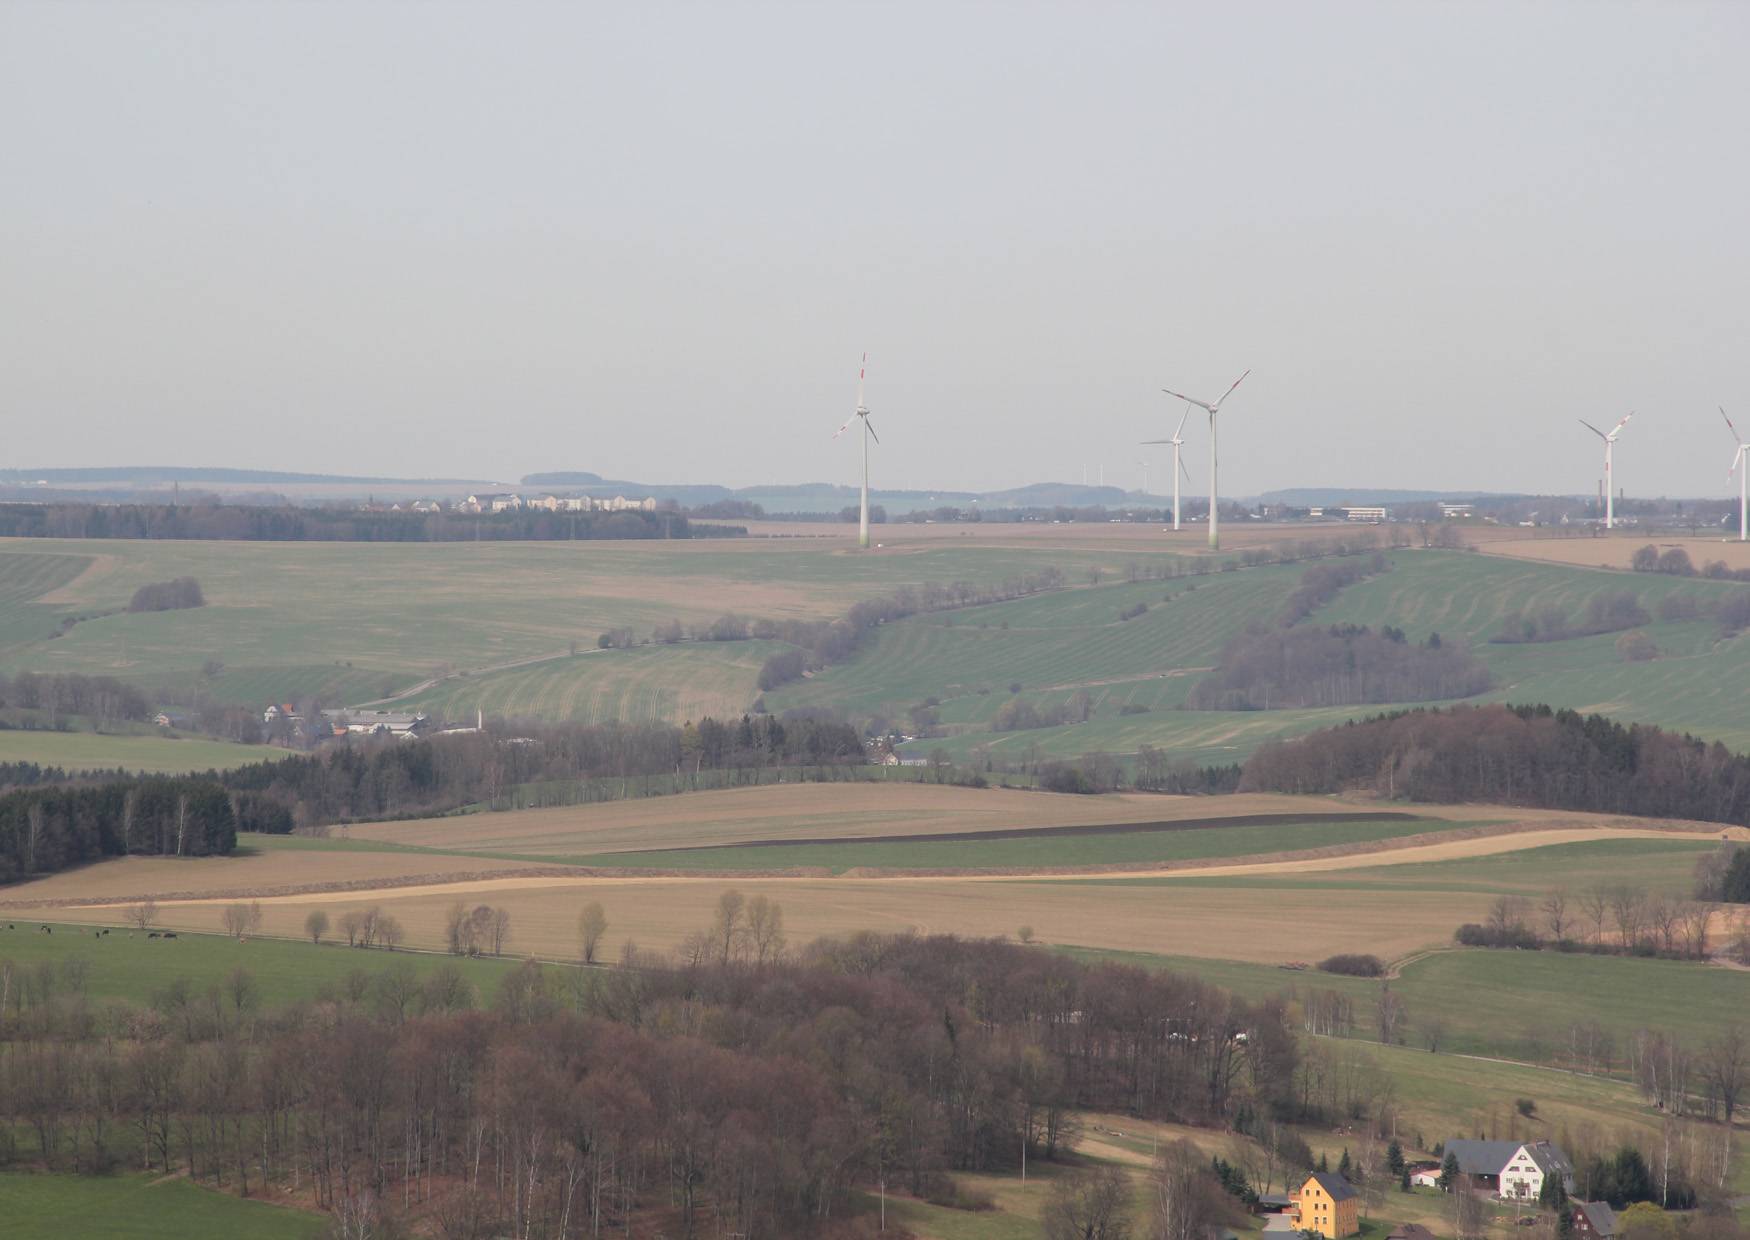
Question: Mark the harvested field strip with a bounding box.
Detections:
[587,815,1448,874]
[602,810,1424,853]
[38,875,1500,965]
[346,786,1398,855]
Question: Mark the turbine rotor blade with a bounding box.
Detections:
[1161,387,1214,412]
[1173,404,1191,439]
[1212,369,1251,410]
[833,418,853,439]
[1578,419,1607,440]
[864,419,879,444]
[1724,407,1744,445]
[1180,457,1192,482]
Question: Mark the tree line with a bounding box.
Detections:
[0,671,154,731]
[1189,623,1491,711]
[0,929,1302,1238]
[1239,703,1750,827]
[1631,544,1750,585]
[0,502,742,542]
[1492,589,1651,644]
[0,778,239,884]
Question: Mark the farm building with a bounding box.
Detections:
[325,710,430,738]
[1571,1201,1617,1240]
[1290,1172,1359,1239]
[1440,1139,1574,1199]
[153,710,191,728]
[1408,1164,1442,1189]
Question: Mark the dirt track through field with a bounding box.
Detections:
[17,822,1740,965]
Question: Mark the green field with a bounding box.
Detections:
[0,729,275,774]
[395,639,791,724]
[0,537,1141,723]
[865,550,1750,762]
[576,815,1450,873]
[0,1174,324,1240]
[0,920,523,1008]
[1320,551,1750,747]
[768,566,1306,723]
[4,539,1748,763]
[1062,939,1750,1067]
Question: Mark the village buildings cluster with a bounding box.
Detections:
[1259,1139,1617,1240]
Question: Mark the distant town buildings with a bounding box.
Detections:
[442,493,659,515]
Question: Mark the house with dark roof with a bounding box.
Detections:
[1442,1139,1574,1200]
[1572,1201,1617,1240]
[1291,1172,1359,1239]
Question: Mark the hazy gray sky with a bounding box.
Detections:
[3,2,1747,498]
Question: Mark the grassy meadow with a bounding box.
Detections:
[821,548,1750,762]
[392,638,792,724]
[0,1174,325,1240]
[0,535,1139,697]
[0,729,276,774]
[0,919,522,1008]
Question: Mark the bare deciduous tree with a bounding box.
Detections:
[578,902,608,964]
[1541,887,1570,942]
[1703,1028,1746,1126]
[1151,1139,1229,1240]
[127,898,158,933]
[746,894,785,965]
[304,909,329,945]
[1044,1164,1132,1240]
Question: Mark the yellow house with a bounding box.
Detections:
[1292,1172,1360,1239]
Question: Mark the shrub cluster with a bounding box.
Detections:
[127,577,206,613]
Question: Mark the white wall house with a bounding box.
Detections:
[1499,1142,1573,1200]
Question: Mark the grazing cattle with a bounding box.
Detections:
[147,932,160,939]
[39,925,51,934]
[162,932,178,940]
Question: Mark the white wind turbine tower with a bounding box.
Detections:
[1142,401,1194,531]
[1161,371,1250,549]
[1724,407,1748,542]
[1578,412,1633,529]
[833,353,879,549]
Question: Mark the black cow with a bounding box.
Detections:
[162,932,178,940]
[147,932,160,939]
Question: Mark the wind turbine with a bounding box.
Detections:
[1724,407,1748,542]
[833,353,879,549]
[1160,371,1250,549]
[1578,413,1633,529]
[1142,402,1194,531]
